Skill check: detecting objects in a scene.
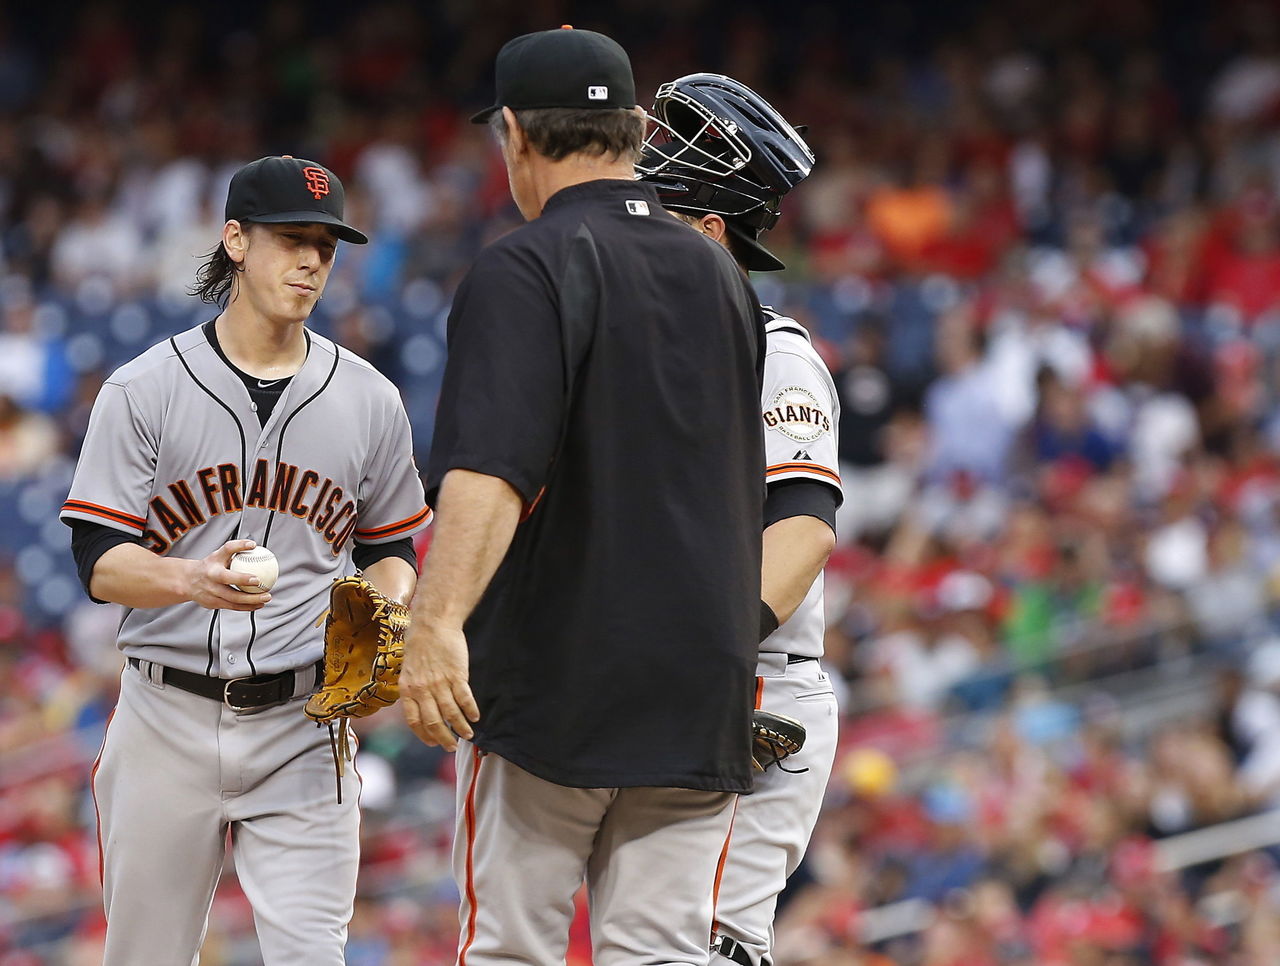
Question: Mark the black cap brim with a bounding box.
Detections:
[470,105,500,124]
[726,220,785,272]
[248,210,369,245]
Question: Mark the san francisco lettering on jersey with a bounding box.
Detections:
[141,458,358,556]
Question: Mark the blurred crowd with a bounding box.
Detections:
[8,0,1280,963]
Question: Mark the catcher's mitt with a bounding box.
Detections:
[305,575,409,724]
[752,709,807,772]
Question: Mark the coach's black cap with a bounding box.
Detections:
[470,26,636,124]
[225,156,369,245]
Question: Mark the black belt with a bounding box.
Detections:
[786,654,818,665]
[712,935,754,966]
[128,657,321,711]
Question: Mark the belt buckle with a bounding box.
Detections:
[224,679,251,711]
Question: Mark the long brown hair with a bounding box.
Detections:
[189,223,250,305]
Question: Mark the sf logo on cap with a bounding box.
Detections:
[302,166,330,200]
[588,86,609,100]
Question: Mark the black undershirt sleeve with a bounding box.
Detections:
[69,518,140,602]
[352,536,418,574]
[763,478,840,533]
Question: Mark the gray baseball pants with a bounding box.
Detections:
[92,660,360,965]
[711,653,840,965]
[453,740,737,966]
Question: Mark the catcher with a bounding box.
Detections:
[640,74,841,966]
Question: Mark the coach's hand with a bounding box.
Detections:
[401,619,479,751]
[187,539,273,611]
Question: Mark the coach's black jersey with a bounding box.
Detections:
[426,179,765,792]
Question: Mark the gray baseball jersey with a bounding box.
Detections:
[759,309,842,660]
[60,322,430,676]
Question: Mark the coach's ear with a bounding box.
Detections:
[223,219,249,265]
[502,106,528,158]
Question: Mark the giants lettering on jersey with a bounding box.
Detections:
[140,458,358,557]
[762,385,832,443]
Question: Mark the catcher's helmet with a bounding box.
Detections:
[637,73,814,271]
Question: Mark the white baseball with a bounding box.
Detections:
[230,546,279,593]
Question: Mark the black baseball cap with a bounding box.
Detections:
[470,26,636,124]
[225,156,369,245]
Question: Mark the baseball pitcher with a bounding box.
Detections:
[60,156,429,965]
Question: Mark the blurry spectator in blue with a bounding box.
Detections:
[1017,367,1118,477]
[903,783,986,903]
[0,296,72,414]
[1009,675,1080,746]
[925,309,1017,486]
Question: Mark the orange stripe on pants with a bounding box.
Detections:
[459,746,484,966]
[709,796,740,938]
[89,707,118,885]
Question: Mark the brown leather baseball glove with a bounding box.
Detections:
[305,575,408,724]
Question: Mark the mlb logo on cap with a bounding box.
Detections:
[469,28,636,123]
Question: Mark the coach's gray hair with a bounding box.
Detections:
[489,107,644,163]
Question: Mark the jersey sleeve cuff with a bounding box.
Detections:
[354,506,433,542]
[60,500,147,535]
[765,462,842,489]
[424,457,544,510]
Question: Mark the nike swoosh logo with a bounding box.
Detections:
[256,379,283,388]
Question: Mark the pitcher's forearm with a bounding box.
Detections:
[363,556,418,606]
[89,543,197,609]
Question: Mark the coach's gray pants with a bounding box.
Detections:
[453,740,737,966]
[93,660,359,966]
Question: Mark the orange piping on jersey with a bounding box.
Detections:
[519,485,547,523]
[62,499,146,530]
[90,704,118,884]
[356,506,433,540]
[755,675,764,710]
[459,746,484,966]
[764,463,842,485]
